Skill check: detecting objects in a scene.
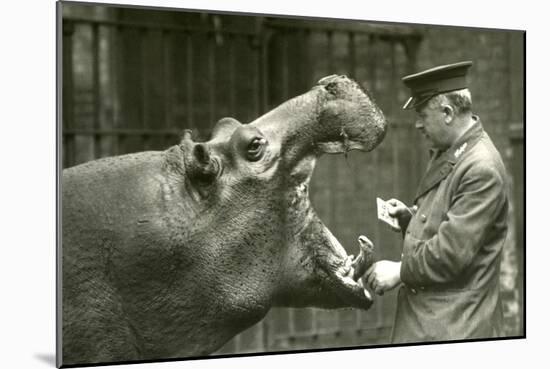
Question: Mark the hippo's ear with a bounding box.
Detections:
[211,117,242,140]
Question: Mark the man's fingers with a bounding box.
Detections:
[367,272,376,288]
[387,198,399,206]
[374,285,385,296]
[363,265,375,285]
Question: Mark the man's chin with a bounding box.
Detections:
[421,137,436,148]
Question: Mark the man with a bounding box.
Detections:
[363,61,509,343]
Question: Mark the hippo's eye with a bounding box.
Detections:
[246,137,267,161]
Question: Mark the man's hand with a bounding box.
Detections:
[386,198,415,231]
[386,198,411,218]
[363,260,402,295]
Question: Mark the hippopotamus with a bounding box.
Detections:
[61,75,386,366]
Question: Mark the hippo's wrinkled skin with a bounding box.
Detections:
[61,75,386,365]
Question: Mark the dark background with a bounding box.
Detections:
[60,1,524,355]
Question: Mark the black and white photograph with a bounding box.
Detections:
[3,1,547,369]
[56,1,525,367]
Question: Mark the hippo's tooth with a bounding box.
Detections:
[363,288,372,300]
[358,235,374,250]
[341,262,353,279]
[351,235,374,281]
[357,277,372,299]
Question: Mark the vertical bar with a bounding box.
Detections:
[186,32,194,128]
[162,29,172,147]
[327,30,334,73]
[302,29,312,87]
[114,25,125,155]
[62,21,75,168]
[109,25,119,156]
[403,38,423,193]
[293,28,311,96]
[281,31,289,100]
[288,308,295,339]
[390,42,399,198]
[140,27,150,150]
[311,308,318,336]
[403,37,420,74]
[228,34,236,116]
[261,315,269,352]
[163,29,171,129]
[347,32,356,79]
[208,32,217,126]
[251,35,261,117]
[261,31,272,112]
[234,334,242,353]
[92,23,101,159]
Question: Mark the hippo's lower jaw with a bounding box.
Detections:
[333,266,374,309]
[314,233,375,310]
[321,255,374,310]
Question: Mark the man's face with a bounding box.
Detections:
[414,101,451,150]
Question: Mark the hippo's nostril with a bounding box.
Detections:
[324,81,340,96]
[193,144,210,164]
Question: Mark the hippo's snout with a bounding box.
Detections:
[315,74,387,154]
[251,74,386,165]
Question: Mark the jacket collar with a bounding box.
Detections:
[414,116,484,202]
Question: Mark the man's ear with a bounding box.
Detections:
[442,104,454,125]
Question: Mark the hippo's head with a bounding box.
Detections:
[175,75,386,312]
[62,75,386,364]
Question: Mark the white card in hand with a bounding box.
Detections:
[376,197,400,230]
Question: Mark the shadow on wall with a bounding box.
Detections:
[34,353,56,366]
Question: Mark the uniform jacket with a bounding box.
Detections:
[392,118,509,343]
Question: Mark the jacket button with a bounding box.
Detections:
[420,214,427,222]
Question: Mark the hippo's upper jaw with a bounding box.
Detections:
[249,74,387,166]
